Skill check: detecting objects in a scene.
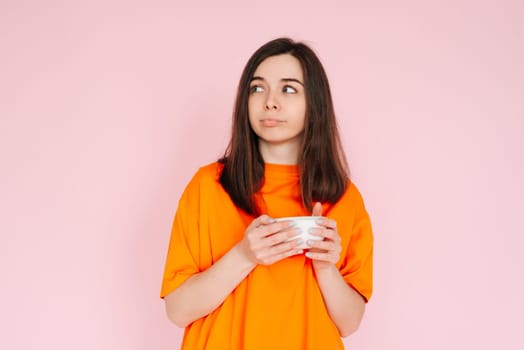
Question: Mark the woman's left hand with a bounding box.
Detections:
[306,202,342,271]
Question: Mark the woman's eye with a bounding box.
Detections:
[250,85,264,93]
[283,85,297,93]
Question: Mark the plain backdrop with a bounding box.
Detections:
[1,0,523,349]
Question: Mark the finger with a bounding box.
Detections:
[315,217,337,230]
[257,240,304,264]
[305,251,339,263]
[309,227,341,242]
[263,227,302,247]
[247,215,273,232]
[247,225,299,252]
[270,238,305,255]
[306,238,338,252]
[256,214,276,227]
[312,202,322,216]
[253,221,294,238]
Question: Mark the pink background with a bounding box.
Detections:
[1,1,523,349]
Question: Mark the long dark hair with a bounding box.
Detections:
[219,37,349,216]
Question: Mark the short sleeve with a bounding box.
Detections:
[339,186,374,302]
[160,172,202,299]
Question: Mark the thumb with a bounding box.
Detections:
[312,202,322,216]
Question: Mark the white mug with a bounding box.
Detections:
[274,216,324,249]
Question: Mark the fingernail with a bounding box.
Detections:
[305,252,313,258]
[307,240,315,246]
[308,227,319,234]
[316,218,324,225]
[295,239,304,245]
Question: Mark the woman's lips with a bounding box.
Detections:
[261,119,284,127]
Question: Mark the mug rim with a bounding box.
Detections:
[274,216,322,221]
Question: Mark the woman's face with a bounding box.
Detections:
[248,54,306,151]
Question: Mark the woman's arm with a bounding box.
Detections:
[312,264,366,337]
[307,203,367,337]
[164,243,255,328]
[164,215,302,328]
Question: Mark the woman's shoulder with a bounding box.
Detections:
[196,161,223,179]
[179,162,223,201]
[339,179,367,209]
[326,180,370,223]
[187,161,224,187]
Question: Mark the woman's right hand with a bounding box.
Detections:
[237,215,304,265]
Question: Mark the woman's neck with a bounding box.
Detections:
[258,139,300,165]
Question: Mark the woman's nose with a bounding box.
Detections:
[264,92,279,110]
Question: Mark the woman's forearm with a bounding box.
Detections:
[164,215,302,328]
[314,265,366,337]
[164,244,256,328]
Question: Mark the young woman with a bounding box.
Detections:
[161,38,373,349]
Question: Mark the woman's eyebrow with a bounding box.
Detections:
[281,78,304,86]
[250,76,304,86]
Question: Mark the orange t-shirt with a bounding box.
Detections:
[161,162,373,349]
